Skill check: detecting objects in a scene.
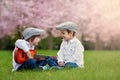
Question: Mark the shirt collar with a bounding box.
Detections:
[69,37,76,43]
[63,37,76,44]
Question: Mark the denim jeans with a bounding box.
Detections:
[47,57,58,67]
[64,62,78,68]
[17,58,47,71]
[47,57,78,68]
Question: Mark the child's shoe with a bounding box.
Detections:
[34,66,44,71]
[42,66,50,70]
[50,66,62,70]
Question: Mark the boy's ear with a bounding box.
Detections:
[70,32,75,37]
[27,38,32,42]
[70,31,74,35]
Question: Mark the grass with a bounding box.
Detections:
[0,50,120,80]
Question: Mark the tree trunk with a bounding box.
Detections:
[47,34,53,50]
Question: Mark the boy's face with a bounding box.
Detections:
[32,36,41,46]
[60,30,74,41]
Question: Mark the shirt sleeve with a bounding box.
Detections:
[15,39,29,52]
[74,41,84,68]
[57,41,64,63]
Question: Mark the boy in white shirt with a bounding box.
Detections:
[12,27,48,71]
[48,22,84,68]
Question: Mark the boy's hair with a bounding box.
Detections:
[25,35,40,42]
[66,29,76,37]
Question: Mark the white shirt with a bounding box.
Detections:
[57,37,84,68]
[12,39,35,71]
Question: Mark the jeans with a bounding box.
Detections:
[47,57,58,67]
[17,58,47,71]
[47,57,78,68]
[65,62,78,68]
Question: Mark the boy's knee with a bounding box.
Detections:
[27,59,36,65]
[47,57,53,62]
[65,62,78,68]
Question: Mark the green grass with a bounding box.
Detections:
[0,50,120,80]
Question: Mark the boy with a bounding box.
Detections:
[48,22,84,68]
[12,27,47,71]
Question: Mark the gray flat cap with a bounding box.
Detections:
[22,27,44,40]
[56,21,77,32]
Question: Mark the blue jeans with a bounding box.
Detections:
[47,57,78,68]
[64,62,78,68]
[17,58,47,71]
[47,57,58,67]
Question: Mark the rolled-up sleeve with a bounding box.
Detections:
[57,42,64,63]
[74,42,84,68]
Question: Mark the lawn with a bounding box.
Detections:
[0,50,120,80]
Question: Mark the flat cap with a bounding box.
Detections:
[22,27,44,40]
[56,21,77,32]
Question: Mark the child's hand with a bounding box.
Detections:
[51,56,57,59]
[39,57,46,60]
[27,51,33,59]
[58,62,64,66]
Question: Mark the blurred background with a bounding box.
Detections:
[0,0,120,50]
